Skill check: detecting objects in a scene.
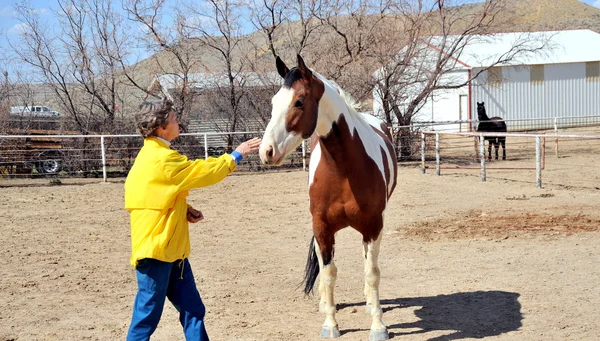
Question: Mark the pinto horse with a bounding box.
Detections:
[259,55,397,340]
[476,101,507,160]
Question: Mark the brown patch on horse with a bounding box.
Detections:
[309,115,390,258]
[285,74,325,139]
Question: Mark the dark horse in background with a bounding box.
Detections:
[476,102,507,160]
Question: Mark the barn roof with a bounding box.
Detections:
[426,29,600,68]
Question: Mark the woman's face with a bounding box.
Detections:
[157,111,180,141]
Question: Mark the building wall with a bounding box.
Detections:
[472,62,600,130]
[417,70,469,132]
[372,69,470,131]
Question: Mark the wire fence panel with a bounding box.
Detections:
[2,115,600,188]
[407,115,600,133]
[422,128,600,189]
[0,132,309,181]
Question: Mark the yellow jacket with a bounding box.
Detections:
[124,137,237,267]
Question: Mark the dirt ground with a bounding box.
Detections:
[1,161,600,341]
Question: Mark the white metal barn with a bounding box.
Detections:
[373,29,600,132]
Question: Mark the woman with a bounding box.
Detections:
[124,98,261,340]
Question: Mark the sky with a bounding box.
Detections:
[2,0,600,39]
[0,0,599,78]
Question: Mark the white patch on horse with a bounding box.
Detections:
[308,142,321,187]
[261,87,303,163]
[360,113,396,197]
[314,74,392,196]
[268,87,294,139]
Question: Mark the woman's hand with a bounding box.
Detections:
[187,207,204,223]
[235,137,262,158]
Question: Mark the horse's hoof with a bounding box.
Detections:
[320,325,341,338]
[369,328,389,341]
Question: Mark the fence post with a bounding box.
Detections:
[536,135,542,188]
[302,139,307,171]
[203,134,208,159]
[479,134,486,182]
[100,135,107,183]
[554,117,558,158]
[421,132,426,174]
[435,133,440,176]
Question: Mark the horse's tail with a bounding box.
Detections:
[303,236,320,295]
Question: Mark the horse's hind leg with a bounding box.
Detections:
[313,241,326,313]
[494,141,500,160]
[363,232,389,341]
[313,229,340,338]
[501,138,506,160]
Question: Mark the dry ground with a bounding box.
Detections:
[1,160,600,340]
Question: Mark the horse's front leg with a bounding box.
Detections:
[487,142,493,161]
[363,231,389,341]
[313,221,340,338]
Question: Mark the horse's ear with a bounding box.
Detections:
[477,102,481,105]
[276,56,289,79]
[297,54,312,80]
[481,101,485,106]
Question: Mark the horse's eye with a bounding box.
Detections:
[294,99,304,108]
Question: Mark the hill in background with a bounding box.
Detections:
[131,0,600,79]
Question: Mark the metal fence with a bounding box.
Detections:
[420,130,600,188]
[0,131,309,181]
[405,115,600,133]
[2,114,600,185]
[392,115,600,160]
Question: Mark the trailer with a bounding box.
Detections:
[0,115,71,175]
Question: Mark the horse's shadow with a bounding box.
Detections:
[338,291,522,340]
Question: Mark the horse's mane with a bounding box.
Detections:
[313,72,363,115]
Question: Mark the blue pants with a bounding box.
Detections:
[127,258,209,341]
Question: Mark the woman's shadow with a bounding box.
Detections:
[338,291,522,340]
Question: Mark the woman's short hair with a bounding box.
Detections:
[136,98,174,138]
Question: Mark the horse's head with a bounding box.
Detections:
[477,101,487,120]
[259,55,324,166]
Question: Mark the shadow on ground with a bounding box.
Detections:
[338,291,522,340]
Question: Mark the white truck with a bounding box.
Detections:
[10,105,61,117]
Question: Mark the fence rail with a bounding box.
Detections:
[421,130,600,188]
[405,114,600,132]
[2,114,600,187]
[0,131,310,181]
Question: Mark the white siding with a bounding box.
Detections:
[373,69,470,131]
[418,70,469,131]
[472,62,600,129]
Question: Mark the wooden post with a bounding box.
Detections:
[479,134,486,182]
[204,134,208,159]
[421,132,426,174]
[435,133,440,176]
[554,117,558,158]
[536,136,542,188]
[302,140,307,171]
[100,135,107,182]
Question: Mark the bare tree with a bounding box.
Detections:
[178,0,263,148]
[124,0,202,128]
[309,0,391,94]
[246,0,286,59]
[309,0,550,159]
[286,0,323,56]
[10,0,147,134]
[248,0,322,58]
